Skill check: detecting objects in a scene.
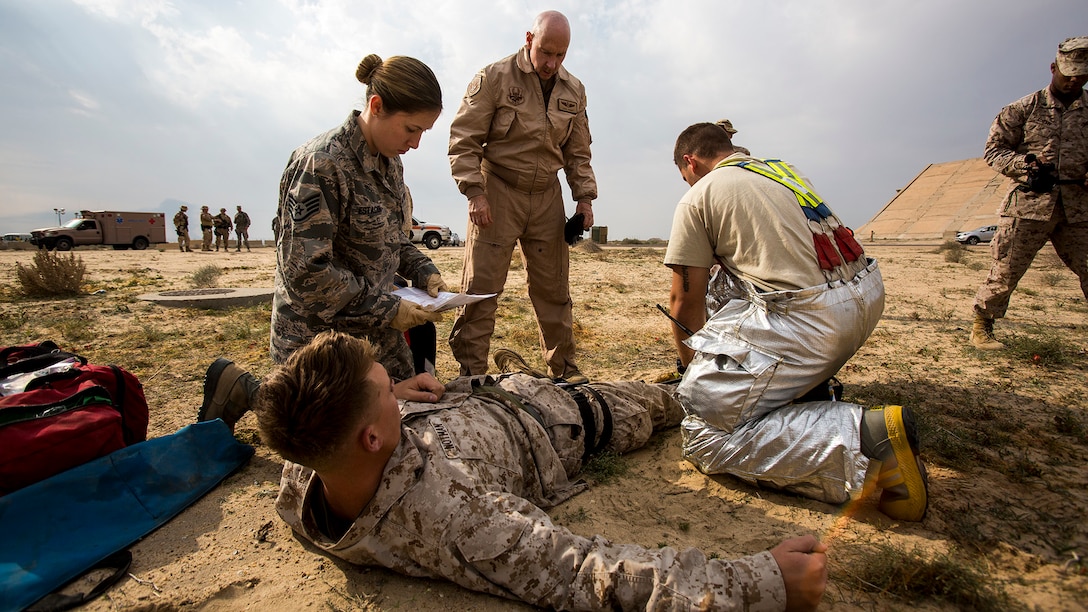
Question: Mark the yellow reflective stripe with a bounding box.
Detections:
[715,159,823,209]
[763,160,825,208]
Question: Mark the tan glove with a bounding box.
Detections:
[425,273,448,298]
[390,300,443,331]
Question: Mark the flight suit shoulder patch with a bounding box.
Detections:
[557,98,578,113]
[466,74,483,98]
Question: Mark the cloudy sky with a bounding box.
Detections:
[0,0,1082,241]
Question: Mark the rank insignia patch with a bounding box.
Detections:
[288,193,322,223]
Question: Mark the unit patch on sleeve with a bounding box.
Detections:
[466,74,483,98]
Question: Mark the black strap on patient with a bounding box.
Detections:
[472,384,546,429]
[564,384,613,464]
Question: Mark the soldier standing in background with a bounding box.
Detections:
[717,119,751,156]
[234,205,251,252]
[199,206,214,251]
[214,208,233,252]
[173,205,192,253]
[971,36,1088,349]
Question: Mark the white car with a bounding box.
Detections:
[956,225,997,245]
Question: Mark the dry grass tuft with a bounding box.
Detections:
[836,543,1019,611]
[191,264,223,288]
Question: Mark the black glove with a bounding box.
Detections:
[564,213,586,245]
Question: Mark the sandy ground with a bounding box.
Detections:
[1,241,1086,611]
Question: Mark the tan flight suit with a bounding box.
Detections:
[276,374,788,610]
[448,46,597,378]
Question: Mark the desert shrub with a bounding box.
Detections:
[15,250,86,296]
[941,240,967,263]
[191,264,223,288]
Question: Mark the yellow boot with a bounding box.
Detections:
[862,405,929,522]
[970,314,1004,350]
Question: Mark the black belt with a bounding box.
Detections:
[472,379,613,464]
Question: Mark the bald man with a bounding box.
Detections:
[448,10,597,384]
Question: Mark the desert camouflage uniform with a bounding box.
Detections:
[277,374,788,611]
[234,209,251,252]
[974,86,1088,318]
[213,212,232,252]
[448,46,597,378]
[271,111,440,378]
[173,209,190,252]
[199,209,214,251]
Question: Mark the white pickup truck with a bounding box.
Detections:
[410,217,453,250]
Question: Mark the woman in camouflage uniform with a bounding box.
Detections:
[271,54,448,378]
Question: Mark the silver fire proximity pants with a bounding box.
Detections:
[678,258,885,504]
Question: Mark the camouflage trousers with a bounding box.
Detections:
[176,229,190,252]
[974,210,1088,319]
[235,228,250,251]
[482,374,686,478]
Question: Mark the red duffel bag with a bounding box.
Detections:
[0,341,149,495]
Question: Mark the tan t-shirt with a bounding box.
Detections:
[664,156,826,291]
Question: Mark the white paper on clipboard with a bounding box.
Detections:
[393,287,497,312]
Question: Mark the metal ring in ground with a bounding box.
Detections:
[137,287,273,309]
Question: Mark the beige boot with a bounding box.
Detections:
[970,314,1004,350]
[493,349,549,378]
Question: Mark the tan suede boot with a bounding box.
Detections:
[493,349,549,378]
[970,314,1004,350]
